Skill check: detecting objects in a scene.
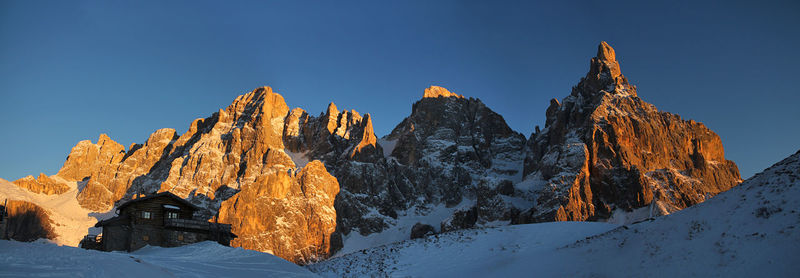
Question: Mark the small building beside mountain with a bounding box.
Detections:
[81,192,236,252]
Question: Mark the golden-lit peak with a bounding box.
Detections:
[422,86,463,99]
[597,41,616,62]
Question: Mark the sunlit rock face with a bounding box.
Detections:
[12,173,70,195]
[218,160,339,264]
[519,42,741,222]
[47,87,341,264]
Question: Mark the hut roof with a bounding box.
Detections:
[117,191,201,212]
[94,213,130,227]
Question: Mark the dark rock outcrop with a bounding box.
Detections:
[281,85,526,242]
[410,223,435,239]
[441,206,478,232]
[3,200,56,242]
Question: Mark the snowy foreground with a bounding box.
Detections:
[309,151,800,277]
[2,152,798,277]
[0,241,316,277]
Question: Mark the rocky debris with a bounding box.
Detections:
[441,206,478,232]
[2,200,56,242]
[410,223,436,239]
[12,173,70,195]
[519,42,741,223]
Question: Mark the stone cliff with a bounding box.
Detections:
[518,42,741,222]
[46,87,340,264]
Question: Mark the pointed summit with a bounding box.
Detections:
[591,41,622,79]
[422,86,463,99]
[576,41,635,97]
[597,41,616,62]
[522,41,740,224]
[326,102,339,116]
[253,86,273,96]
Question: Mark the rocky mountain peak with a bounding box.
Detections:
[422,86,463,99]
[577,41,635,98]
[5,42,747,266]
[350,113,377,158]
[326,102,339,117]
[597,41,616,62]
[57,134,125,182]
[520,42,740,223]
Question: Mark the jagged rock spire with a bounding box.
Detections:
[597,41,616,62]
[522,41,740,224]
[577,41,635,97]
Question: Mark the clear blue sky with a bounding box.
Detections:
[1,0,798,181]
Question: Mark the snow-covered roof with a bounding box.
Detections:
[163,204,180,210]
[117,192,200,212]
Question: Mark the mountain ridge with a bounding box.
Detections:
[0,42,742,265]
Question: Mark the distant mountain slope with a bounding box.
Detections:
[0,240,317,277]
[0,178,99,245]
[308,150,799,277]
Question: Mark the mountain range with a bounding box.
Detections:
[0,42,744,265]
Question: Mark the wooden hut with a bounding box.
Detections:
[84,192,236,252]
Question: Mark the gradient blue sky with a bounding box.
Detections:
[1,0,798,181]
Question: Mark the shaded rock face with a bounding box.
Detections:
[384,86,527,225]
[12,174,70,195]
[2,200,56,242]
[281,85,527,240]
[519,42,741,222]
[281,102,391,237]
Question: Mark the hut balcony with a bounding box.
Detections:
[164,218,232,232]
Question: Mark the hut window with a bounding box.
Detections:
[141,211,152,219]
[177,234,184,241]
[166,211,178,219]
[142,235,149,241]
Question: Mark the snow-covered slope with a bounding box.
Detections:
[308,150,800,277]
[0,177,107,246]
[0,240,318,277]
[309,222,618,277]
